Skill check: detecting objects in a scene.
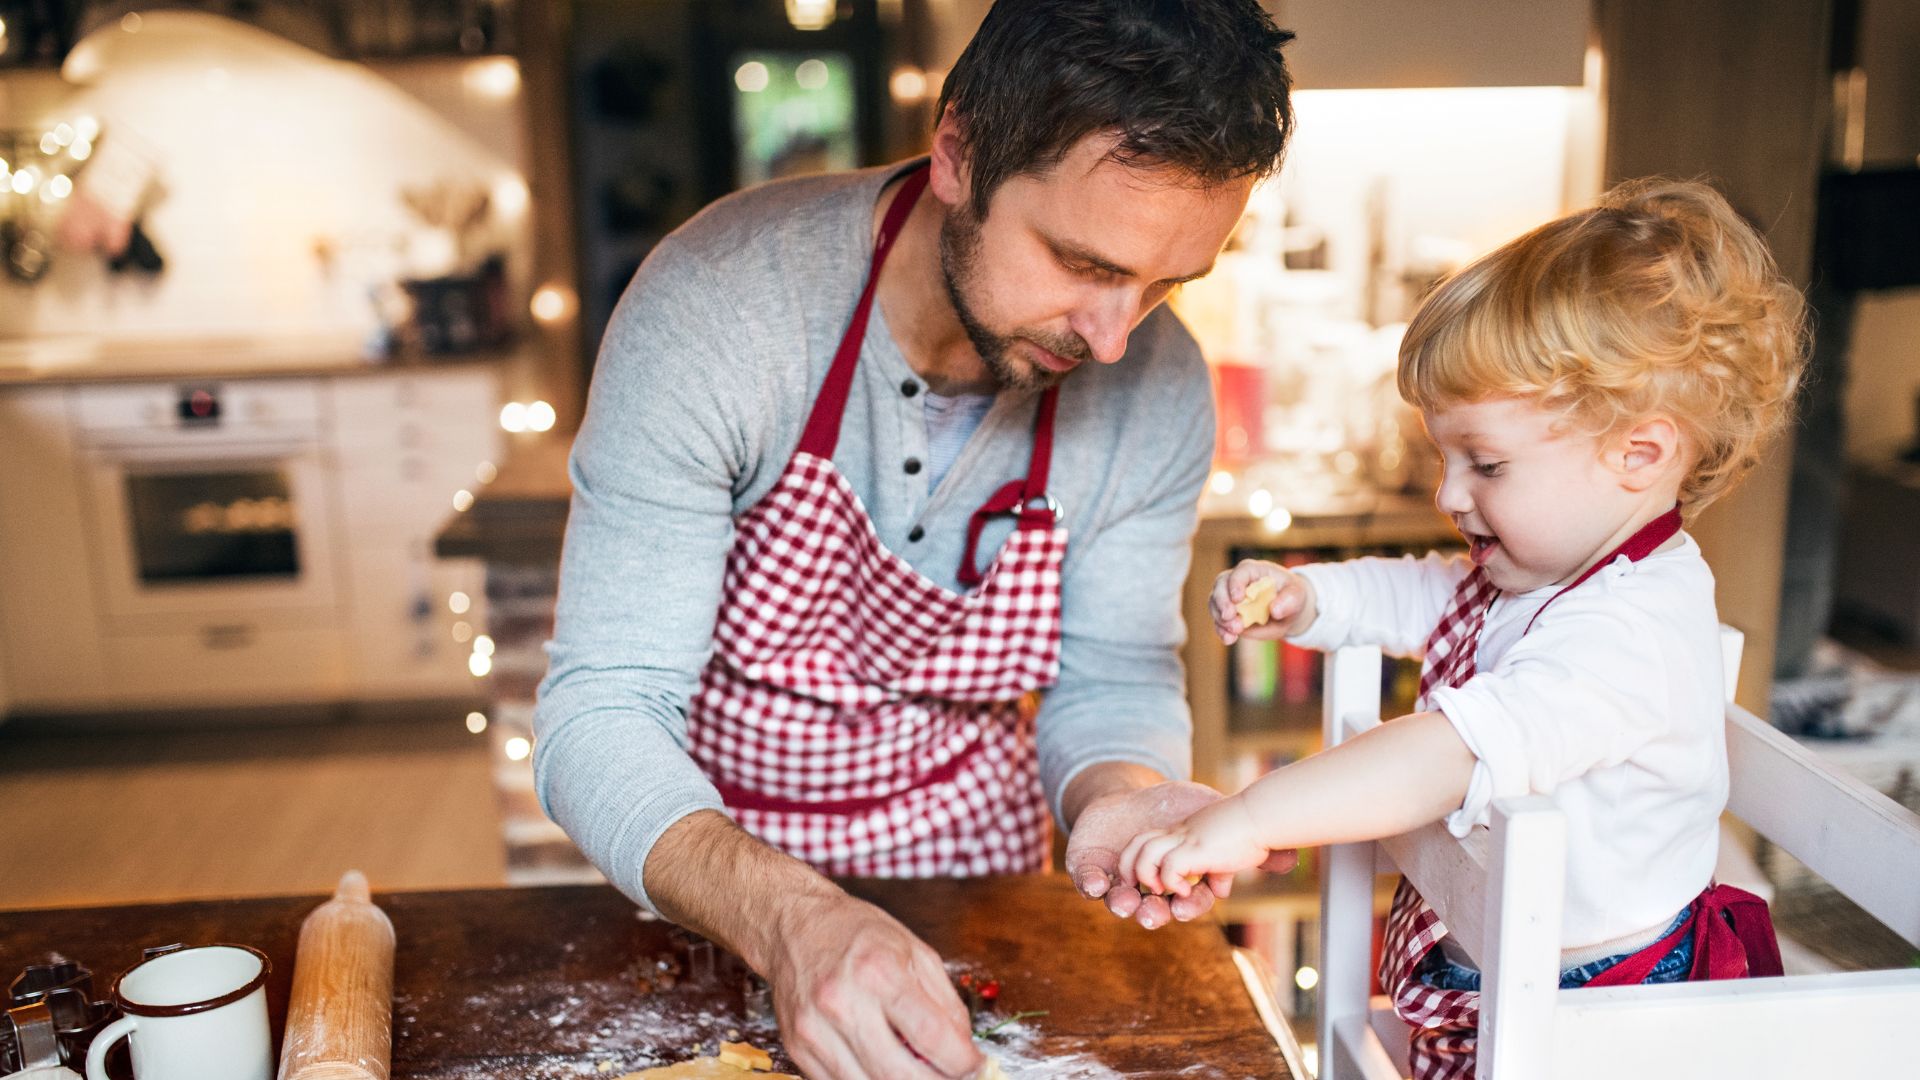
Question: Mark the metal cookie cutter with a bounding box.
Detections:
[1,960,118,1074]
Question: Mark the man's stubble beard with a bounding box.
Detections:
[938,202,1091,393]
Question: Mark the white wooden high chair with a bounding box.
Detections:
[1314,629,1920,1079]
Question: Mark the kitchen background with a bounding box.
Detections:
[2,0,1917,1062]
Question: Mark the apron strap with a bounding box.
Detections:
[1582,883,1784,988]
[795,166,931,461]
[1522,504,1683,635]
[958,386,1062,588]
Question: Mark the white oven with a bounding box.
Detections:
[73,380,342,635]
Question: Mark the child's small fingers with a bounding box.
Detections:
[1270,590,1302,622]
[1206,870,1235,899]
[1212,570,1240,606]
[1116,831,1157,887]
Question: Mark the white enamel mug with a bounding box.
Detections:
[84,944,273,1080]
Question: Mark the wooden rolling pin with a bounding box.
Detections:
[277,871,396,1080]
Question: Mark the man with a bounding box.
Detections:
[536,2,1296,1078]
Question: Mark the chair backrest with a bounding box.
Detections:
[1316,643,1920,1080]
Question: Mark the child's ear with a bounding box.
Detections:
[1611,416,1683,491]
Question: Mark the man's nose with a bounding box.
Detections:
[1068,293,1135,365]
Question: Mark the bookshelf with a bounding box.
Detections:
[1180,493,1459,1039]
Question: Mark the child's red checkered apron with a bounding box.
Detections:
[684,167,1063,877]
[1381,507,1781,1079]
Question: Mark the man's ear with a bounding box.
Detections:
[1611,415,1684,492]
[928,105,971,210]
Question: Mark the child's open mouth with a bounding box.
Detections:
[1469,533,1500,566]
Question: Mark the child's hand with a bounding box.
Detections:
[1117,796,1272,899]
[1210,560,1315,645]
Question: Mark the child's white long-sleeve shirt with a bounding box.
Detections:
[1290,537,1727,951]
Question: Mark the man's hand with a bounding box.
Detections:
[1063,777,1297,929]
[647,812,982,1080]
[764,891,984,1080]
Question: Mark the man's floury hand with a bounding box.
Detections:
[1064,780,1297,928]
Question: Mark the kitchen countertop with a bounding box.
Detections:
[0,334,519,386]
[435,434,575,564]
[1,875,1294,1079]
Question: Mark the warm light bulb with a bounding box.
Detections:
[890,67,928,104]
[466,712,488,734]
[449,591,472,615]
[530,286,572,324]
[491,175,529,218]
[785,0,835,31]
[464,58,520,100]
[1208,470,1235,495]
[469,653,493,677]
[735,61,770,93]
[526,401,556,433]
[499,402,529,433]
[1247,489,1274,519]
[452,489,475,512]
[796,59,829,90]
[473,635,496,658]
[503,736,531,761]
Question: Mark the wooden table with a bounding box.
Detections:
[1,875,1292,1079]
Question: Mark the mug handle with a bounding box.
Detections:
[85,1013,139,1080]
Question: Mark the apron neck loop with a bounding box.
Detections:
[958,386,1062,588]
[1523,503,1683,636]
[796,165,931,461]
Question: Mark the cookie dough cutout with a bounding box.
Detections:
[1234,576,1278,627]
[615,1056,797,1079]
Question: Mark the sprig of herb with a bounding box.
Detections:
[974,1010,1049,1039]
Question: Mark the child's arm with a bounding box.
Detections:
[1215,552,1472,655]
[1119,710,1477,898]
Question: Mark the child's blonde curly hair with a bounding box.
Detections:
[1397,178,1808,510]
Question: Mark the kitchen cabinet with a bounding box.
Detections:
[0,363,501,717]
[328,368,502,701]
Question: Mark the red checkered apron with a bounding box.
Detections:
[1379,506,1778,1078]
[684,167,1062,876]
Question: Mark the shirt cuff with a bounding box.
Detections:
[1286,563,1355,651]
[1047,743,1189,828]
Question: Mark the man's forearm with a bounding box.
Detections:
[644,809,843,974]
[1061,760,1168,830]
[1238,710,1476,848]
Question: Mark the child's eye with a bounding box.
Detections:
[1472,461,1505,478]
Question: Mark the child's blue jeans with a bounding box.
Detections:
[1415,908,1695,991]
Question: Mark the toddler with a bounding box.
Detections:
[1121,179,1806,1079]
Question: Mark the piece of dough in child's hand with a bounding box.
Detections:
[1235,576,1278,627]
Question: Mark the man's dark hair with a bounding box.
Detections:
[936,0,1296,214]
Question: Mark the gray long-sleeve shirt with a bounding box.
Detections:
[534,160,1216,912]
